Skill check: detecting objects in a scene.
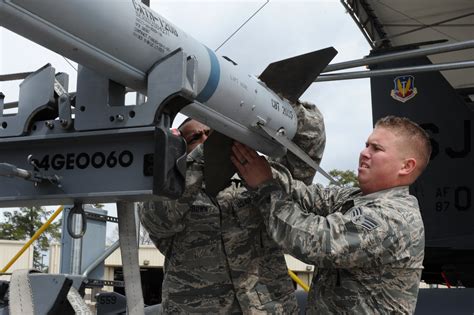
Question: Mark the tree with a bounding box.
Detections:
[138,224,153,245]
[106,223,153,246]
[0,206,61,271]
[329,169,359,188]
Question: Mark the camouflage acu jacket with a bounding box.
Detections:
[139,145,298,314]
[139,101,325,314]
[256,164,425,314]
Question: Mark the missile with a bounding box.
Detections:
[0,0,336,157]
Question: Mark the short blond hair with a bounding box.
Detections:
[375,116,432,175]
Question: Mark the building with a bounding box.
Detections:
[49,243,314,305]
[0,239,34,280]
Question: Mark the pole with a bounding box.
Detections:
[315,60,474,82]
[323,39,474,73]
[1,205,64,272]
[82,241,120,277]
[288,269,310,292]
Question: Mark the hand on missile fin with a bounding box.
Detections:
[231,142,272,189]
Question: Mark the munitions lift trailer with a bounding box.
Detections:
[0,49,197,314]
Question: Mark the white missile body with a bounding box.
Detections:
[0,0,298,156]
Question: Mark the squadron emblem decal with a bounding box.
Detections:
[390,75,418,103]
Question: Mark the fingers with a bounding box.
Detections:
[170,128,181,137]
[232,143,247,165]
[232,142,259,163]
[231,142,256,178]
[231,142,273,188]
[231,155,246,175]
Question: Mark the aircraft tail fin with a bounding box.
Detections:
[370,47,474,286]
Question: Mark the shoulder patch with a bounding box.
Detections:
[346,207,380,231]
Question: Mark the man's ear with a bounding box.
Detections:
[400,158,417,176]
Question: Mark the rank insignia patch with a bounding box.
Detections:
[390,75,418,103]
[346,207,380,231]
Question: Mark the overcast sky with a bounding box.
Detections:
[1,0,373,220]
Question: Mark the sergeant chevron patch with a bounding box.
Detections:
[346,207,380,231]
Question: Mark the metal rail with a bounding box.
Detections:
[82,240,120,277]
[316,60,474,82]
[323,39,474,73]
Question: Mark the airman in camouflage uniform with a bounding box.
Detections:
[232,116,432,314]
[139,101,325,314]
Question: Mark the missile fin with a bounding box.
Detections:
[259,47,338,103]
[203,131,237,197]
[259,124,340,186]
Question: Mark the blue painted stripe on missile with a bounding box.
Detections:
[196,47,220,103]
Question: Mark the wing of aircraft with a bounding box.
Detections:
[342,0,474,287]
